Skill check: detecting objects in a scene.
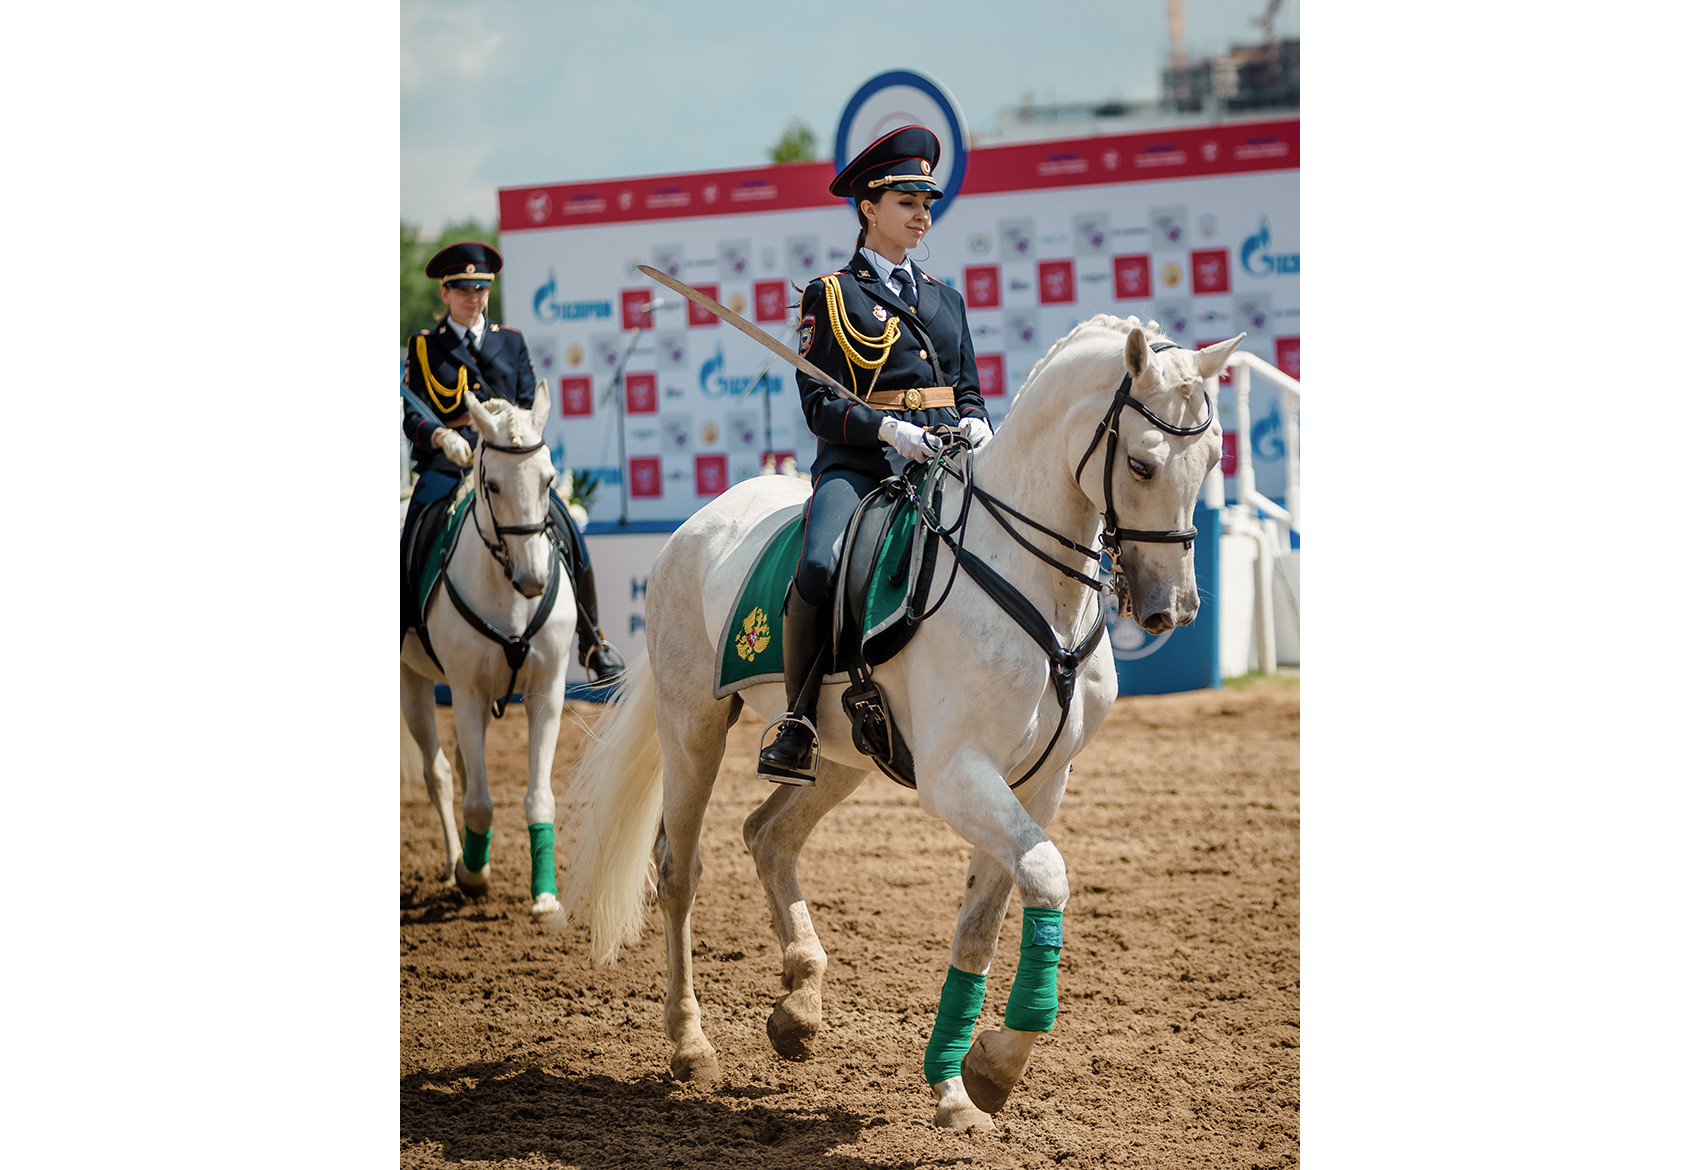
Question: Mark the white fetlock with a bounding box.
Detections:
[931,1076,996,1133]
[454,855,490,895]
[530,892,562,925]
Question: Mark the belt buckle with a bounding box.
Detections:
[904,387,922,410]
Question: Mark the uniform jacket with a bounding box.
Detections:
[402,317,539,478]
[795,251,988,480]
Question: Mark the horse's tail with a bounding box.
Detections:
[554,651,664,966]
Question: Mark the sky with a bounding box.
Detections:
[402,0,1302,232]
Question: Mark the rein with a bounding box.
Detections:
[894,342,1206,786]
[443,433,562,719]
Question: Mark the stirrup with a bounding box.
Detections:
[756,712,819,786]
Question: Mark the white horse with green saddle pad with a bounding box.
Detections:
[554,317,1241,1129]
[400,386,576,922]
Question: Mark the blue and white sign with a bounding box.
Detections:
[835,69,969,219]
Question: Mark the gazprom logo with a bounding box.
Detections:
[532,269,613,323]
[1239,217,1299,278]
[697,345,784,399]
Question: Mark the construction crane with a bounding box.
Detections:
[1253,0,1284,44]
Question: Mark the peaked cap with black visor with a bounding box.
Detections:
[427,240,502,289]
[831,125,944,201]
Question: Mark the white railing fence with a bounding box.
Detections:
[1205,351,1300,676]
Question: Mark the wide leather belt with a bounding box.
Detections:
[865,385,955,411]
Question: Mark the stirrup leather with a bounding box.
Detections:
[756,712,819,786]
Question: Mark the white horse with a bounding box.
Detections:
[556,317,1241,1128]
[400,386,576,922]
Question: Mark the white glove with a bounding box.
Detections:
[434,428,473,468]
[880,416,943,463]
[962,417,993,449]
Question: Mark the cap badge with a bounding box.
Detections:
[464,264,476,274]
[920,160,932,176]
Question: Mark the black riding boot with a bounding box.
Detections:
[573,558,625,685]
[757,590,826,784]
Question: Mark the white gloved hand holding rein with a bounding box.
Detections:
[879,416,944,463]
[961,417,993,449]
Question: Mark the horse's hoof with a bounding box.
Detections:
[932,1077,996,1133]
[530,893,562,926]
[454,857,490,897]
[668,1041,722,1084]
[960,1030,1024,1115]
[765,996,819,1061]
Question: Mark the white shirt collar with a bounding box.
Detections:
[859,247,915,294]
[449,315,485,344]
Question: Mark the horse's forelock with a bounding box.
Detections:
[483,397,542,446]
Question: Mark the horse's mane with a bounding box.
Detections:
[1011,314,1173,401]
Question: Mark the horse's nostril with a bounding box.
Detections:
[1141,613,1174,635]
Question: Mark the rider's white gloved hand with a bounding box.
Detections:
[962,417,993,449]
[434,428,473,468]
[879,416,943,463]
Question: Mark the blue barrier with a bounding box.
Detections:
[1106,503,1222,695]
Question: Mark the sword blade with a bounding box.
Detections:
[637,264,856,402]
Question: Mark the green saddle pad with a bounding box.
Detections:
[415,489,474,616]
[713,498,920,698]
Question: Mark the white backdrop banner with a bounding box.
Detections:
[498,118,1299,532]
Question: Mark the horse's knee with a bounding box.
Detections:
[1012,840,1068,909]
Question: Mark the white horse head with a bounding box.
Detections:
[461,384,558,598]
[1004,315,1241,633]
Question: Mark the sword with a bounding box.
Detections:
[637,264,857,403]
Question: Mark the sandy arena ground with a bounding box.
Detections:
[400,675,1298,1169]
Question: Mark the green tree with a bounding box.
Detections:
[768,119,818,163]
[400,216,504,345]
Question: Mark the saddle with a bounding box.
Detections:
[405,483,584,627]
[715,465,943,788]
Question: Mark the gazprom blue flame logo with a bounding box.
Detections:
[532,269,612,323]
[1251,401,1288,460]
[1239,217,1299,278]
[698,344,784,399]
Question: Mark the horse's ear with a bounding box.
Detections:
[1125,327,1150,378]
[531,379,550,433]
[1195,333,1246,383]
[462,392,497,440]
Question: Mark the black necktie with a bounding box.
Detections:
[464,326,479,355]
[892,268,918,311]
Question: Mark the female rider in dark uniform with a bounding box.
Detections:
[401,240,625,685]
[758,126,993,782]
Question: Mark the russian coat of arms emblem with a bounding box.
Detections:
[736,606,771,661]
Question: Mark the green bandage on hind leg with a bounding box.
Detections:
[462,827,492,872]
[527,823,558,899]
[922,965,987,1086]
[1003,906,1063,1032]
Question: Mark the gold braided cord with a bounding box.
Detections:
[415,333,468,415]
[822,276,900,379]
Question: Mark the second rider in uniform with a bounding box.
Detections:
[758,126,993,783]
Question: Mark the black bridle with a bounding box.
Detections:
[472,437,553,584]
[442,435,563,718]
[1070,340,1213,571]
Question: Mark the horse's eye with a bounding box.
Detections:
[1127,456,1155,481]
[485,480,501,495]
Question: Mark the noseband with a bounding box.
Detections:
[473,437,550,584]
[1072,341,1213,563]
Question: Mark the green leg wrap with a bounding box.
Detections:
[1003,907,1063,1032]
[462,827,492,872]
[527,823,558,899]
[923,965,987,1086]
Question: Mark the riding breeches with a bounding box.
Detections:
[795,468,881,609]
